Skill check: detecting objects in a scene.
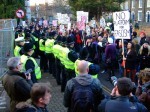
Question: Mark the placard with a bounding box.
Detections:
[113,11,130,39]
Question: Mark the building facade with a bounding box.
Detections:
[121,0,150,23]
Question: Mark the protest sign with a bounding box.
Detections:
[77,21,85,30]
[60,25,65,33]
[43,20,48,27]
[68,23,71,31]
[113,11,130,39]
[100,17,106,28]
[52,20,57,26]
[77,11,84,22]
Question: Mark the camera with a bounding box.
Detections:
[111,76,118,86]
[24,69,33,76]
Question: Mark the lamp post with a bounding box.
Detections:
[25,0,31,22]
[148,12,150,22]
[35,3,39,19]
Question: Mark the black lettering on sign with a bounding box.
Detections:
[114,30,130,37]
[116,12,126,20]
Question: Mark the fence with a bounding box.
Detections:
[0,19,17,78]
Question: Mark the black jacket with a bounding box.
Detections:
[125,50,137,70]
[140,37,147,46]
[98,96,148,112]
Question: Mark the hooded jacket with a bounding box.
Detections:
[63,74,104,112]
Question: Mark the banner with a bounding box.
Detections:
[52,20,57,26]
[113,11,130,39]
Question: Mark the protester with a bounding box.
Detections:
[138,41,150,70]
[2,57,33,112]
[136,68,150,111]
[15,83,51,112]
[123,42,137,82]
[140,32,147,46]
[105,38,117,80]
[98,77,148,112]
[64,60,104,112]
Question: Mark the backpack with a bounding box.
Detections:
[71,79,94,112]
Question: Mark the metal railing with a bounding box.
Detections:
[0,19,17,77]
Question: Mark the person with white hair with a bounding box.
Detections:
[2,57,33,112]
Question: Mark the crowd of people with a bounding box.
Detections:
[2,20,150,112]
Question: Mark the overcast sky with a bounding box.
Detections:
[30,0,53,6]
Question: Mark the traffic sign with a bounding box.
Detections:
[16,9,25,19]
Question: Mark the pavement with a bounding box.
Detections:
[39,73,67,112]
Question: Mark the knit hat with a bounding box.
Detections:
[23,43,34,52]
[140,31,146,36]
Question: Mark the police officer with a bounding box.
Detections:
[74,47,100,79]
[58,36,68,92]
[45,33,55,76]
[66,36,78,80]
[39,33,48,72]
[21,43,41,83]
[52,35,62,85]
[14,37,25,57]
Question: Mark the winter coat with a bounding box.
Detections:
[63,74,105,112]
[2,70,33,112]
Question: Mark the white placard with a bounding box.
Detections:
[77,11,88,23]
[82,12,89,23]
[91,20,96,28]
[77,11,84,22]
[60,25,65,33]
[52,20,57,26]
[113,11,130,39]
[100,17,106,28]
[57,13,62,24]
[68,23,71,31]
[86,25,90,36]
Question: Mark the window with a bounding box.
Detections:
[125,1,128,10]
[146,11,150,22]
[138,11,142,21]
[132,0,135,8]
[147,0,150,7]
[131,11,135,21]
[139,0,142,8]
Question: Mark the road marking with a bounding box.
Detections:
[102,85,111,94]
